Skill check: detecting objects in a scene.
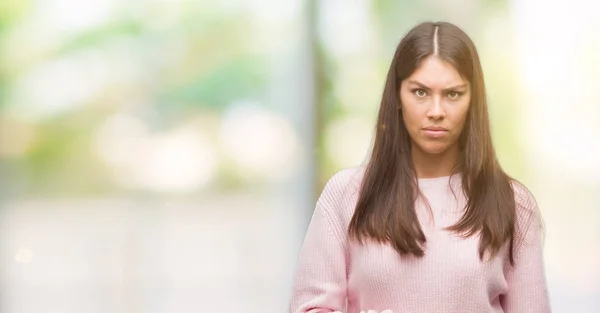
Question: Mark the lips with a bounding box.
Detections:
[423,126,447,131]
[422,126,448,138]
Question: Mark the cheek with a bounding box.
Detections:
[400,100,425,127]
[451,101,470,131]
[458,99,470,121]
[401,108,423,131]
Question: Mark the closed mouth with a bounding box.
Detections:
[423,127,448,131]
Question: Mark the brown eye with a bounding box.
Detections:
[414,89,427,97]
[448,91,462,100]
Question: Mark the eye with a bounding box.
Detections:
[413,89,427,98]
[447,91,462,100]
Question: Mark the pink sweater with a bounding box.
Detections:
[289,168,551,313]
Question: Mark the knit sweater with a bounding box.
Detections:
[289,167,550,313]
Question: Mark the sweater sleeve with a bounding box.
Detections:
[289,176,350,313]
[501,184,551,312]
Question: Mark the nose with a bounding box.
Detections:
[427,95,445,120]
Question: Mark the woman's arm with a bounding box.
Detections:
[289,177,349,313]
[501,185,551,312]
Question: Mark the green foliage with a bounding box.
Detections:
[0,0,31,33]
[22,109,115,194]
[55,21,144,54]
[158,55,268,112]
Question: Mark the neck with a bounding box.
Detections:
[411,144,460,179]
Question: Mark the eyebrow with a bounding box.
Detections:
[407,80,468,91]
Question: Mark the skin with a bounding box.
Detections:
[399,55,471,178]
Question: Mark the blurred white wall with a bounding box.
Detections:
[511,0,600,311]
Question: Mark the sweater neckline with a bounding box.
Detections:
[417,173,461,188]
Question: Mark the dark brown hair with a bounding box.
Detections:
[348,21,518,264]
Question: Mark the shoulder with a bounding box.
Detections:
[317,166,365,205]
[510,179,539,216]
[510,179,544,240]
[316,166,366,224]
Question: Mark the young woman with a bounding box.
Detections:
[289,21,551,313]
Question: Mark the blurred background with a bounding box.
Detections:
[0,0,598,312]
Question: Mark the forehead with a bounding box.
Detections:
[406,56,467,88]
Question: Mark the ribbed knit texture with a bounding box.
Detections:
[289,167,551,313]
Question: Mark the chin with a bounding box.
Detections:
[416,143,449,155]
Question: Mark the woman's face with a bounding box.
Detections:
[399,56,471,156]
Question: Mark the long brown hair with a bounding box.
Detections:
[348,21,518,265]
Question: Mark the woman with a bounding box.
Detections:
[289,21,550,313]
